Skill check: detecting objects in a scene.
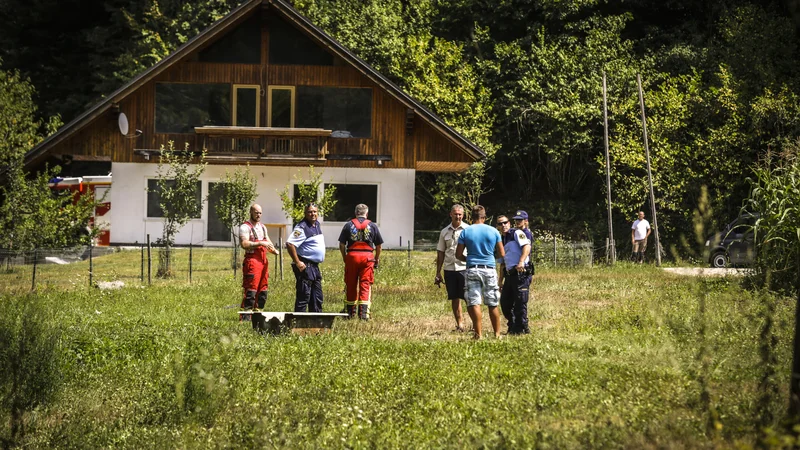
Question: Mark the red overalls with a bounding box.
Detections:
[344,218,376,319]
[241,221,269,311]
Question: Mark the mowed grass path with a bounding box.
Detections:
[1,249,793,448]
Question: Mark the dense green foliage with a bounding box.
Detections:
[3,0,800,255]
[0,251,794,447]
[744,148,800,295]
[0,64,95,251]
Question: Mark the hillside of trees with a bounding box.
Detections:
[2,0,799,255]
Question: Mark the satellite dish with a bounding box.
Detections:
[118,112,129,136]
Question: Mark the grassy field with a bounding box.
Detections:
[0,249,796,448]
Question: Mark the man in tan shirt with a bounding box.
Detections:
[435,204,470,331]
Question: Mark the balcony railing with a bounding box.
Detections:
[195,126,331,160]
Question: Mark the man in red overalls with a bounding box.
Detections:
[338,203,384,320]
[240,204,278,311]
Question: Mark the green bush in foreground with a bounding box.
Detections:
[0,252,795,448]
[0,296,62,448]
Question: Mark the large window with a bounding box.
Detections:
[155,83,231,133]
[296,87,372,138]
[198,15,261,64]
[207,182,231,242]
[147,179,202,219]
[268,15,333,66]
[324,184,378,222]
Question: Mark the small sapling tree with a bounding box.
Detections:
[150,141,206,277]
[210,165,257,270]
[278,166,337,224]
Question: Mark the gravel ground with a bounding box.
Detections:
[662,267,752,277]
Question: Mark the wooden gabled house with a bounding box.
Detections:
[23,0,485,247]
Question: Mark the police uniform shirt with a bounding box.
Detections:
[239,221,267,243]
[437,222,470,271]
[503,228,531,269]
[287,220,326,263]
[337,218,385,248]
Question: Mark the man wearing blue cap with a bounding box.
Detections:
[499,210,533,335]
[286,203,326,312]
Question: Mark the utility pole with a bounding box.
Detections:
[636,74,662,266]
[602,71,615,264]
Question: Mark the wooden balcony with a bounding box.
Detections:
[195,126,331,161]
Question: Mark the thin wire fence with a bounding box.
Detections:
[414,230,599,267]
[0,245,291,293]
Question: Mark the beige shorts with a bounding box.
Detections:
[633,239,647,252]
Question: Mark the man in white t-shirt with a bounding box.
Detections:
[631,211,651,264]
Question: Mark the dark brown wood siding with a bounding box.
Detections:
[40,9,478,170]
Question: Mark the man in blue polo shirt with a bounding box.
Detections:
[455,205,505,339]
[286,203,326,312]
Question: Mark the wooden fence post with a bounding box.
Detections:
[89,243,94,287]
[31,248,37,291]
[147,234,152,286]
[189,242,193,284]
[140,244,144,282]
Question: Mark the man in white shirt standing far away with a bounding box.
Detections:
[435,204,470,332]
[631,211,652,264]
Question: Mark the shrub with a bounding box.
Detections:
[0,295,62,447]
[744,147,800,295]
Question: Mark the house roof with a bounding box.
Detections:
[23,0,486,168]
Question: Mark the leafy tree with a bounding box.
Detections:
[0,165,101,252]
[210,165,258,269]
[278,166,336,225]
[0,63,92,253]
[0,64,49,168]
[150,141,207,277]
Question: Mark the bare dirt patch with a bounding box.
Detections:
[662,267,751,277]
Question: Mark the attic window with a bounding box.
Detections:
[198,15,261,64]
[268,15,333,66]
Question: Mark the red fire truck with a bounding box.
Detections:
[48,175,112,245]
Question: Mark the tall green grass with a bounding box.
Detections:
[0,250,795,448]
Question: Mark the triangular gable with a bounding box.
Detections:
[23,0,485,169]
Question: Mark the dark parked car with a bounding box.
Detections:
[704,213,758,268]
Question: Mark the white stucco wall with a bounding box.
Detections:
[110,163,415,249]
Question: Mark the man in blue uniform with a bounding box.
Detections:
[286,203,326,313]
[499,210,533,335]
[455,205,505,339]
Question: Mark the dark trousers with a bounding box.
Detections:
[292,261,323,313]
[500,270,532,333]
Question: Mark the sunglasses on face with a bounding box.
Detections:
[497,221,509,225]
